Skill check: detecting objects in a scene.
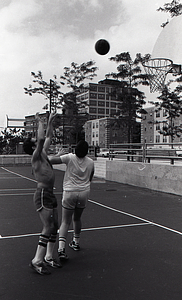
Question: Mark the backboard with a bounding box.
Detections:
[144,15,182,92]
[152,14,182,67]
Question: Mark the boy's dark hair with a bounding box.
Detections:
[23,137,35,155]
[75,140,88,158]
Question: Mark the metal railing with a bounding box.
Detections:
[109,142,182,165]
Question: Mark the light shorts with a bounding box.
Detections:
[33,188,57,212]
[62,190,90,210]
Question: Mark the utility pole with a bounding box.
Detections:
[62,107,65,145]
[49,79,52,113]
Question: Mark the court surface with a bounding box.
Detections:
[1,165,182,300]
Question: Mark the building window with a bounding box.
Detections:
[93,123,95,128]
[89,100,97,106]
[96,123,98,128]
[156,135,160,143]
[98,101,105,106]
[111,109,116,116]
[98,94,105,99]
[111,102,116,108]
[89,107,97,113]
[156,124,160,130]
[90,85,97,91]
[163,121,168,129]
[98,108,105,114]
[163,109,167,117]
[163,136,167,143]
[156,111,160,118]
[98,86,105,92]
[90,93,97,99]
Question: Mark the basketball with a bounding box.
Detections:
[95,39,110,55]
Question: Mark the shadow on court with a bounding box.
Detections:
[1,165,182,300]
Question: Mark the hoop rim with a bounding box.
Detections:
[142,58,173,69]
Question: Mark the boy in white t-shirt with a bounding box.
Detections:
[49,140,94,260]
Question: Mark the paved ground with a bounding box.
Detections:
[1,165,182,300]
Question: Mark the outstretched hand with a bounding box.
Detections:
[35,112,41,122]
[56,147,67,156]
[49,112,57,122]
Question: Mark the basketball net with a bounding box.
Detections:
[142,58,173,93]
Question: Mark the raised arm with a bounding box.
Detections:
[32,113,45,161]
[90,166,94,182]
[43,112,57,153]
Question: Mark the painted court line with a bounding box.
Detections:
[0,191,62,196]
[0,223,149,240]
[0,188,35,191]
[1,167,182,239]
[0,193,35,196]
[89,199,182,237]
[1,167,37,183]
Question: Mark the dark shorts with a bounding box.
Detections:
[33,188,57,212]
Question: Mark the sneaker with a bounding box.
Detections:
[69,240,80,251]
[30,261,51,275]
[44,257,62,268]
[58,249,69,261]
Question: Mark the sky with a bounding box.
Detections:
[0,0,170,128]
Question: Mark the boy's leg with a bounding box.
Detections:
[32,208,53,264]
[73,207,84,236]
[69,208,84,250]
[58,207,73,257]
[45,208,59,260]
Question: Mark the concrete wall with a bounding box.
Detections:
[1,155,182,196]
[0,155,31,166]
[106,160,182,196]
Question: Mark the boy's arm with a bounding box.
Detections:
[49,156,62,164]
[49,148,67,165]
[90,165,95,182]
[43,112,57,153]
[32,113,45,162]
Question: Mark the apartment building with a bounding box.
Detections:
[141,106,182,144]
[77,79,122,119]
[84,117,129,148]
[24,113,48,137]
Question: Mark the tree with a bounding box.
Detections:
[24,71,64,112]
[157,0,182,27]
[105,52,150,143]
[0,135,6,154]
[150,82,182,145]
[60,61,98,144]
[60,61,98,114]
[1,128,26,154]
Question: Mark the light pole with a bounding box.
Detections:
[49,79,53,113]
[62,106,66,146]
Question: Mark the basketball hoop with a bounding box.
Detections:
[142,58,173,93]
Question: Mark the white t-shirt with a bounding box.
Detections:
[60,153,94,192]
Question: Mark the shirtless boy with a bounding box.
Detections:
[23,112,61,275]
